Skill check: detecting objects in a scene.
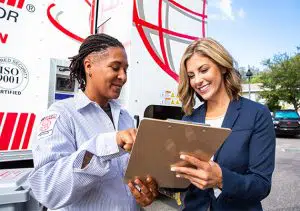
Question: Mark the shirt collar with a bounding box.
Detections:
[74,90,122,111]
[74,90,92,110]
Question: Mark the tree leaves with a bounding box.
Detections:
[258,52,300,111]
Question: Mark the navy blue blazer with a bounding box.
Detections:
[182,97,276,211]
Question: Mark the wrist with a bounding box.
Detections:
[116,132,123,147]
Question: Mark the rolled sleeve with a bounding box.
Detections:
[29,111,125,209]
[96,132,120,156]
[73,132,126,172]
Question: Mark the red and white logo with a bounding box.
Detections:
[133,0,207,82]
[37,113,60,139]
[0,0,25,9]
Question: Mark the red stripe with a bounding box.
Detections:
[17,0,25,9]
[0,112,4,126]
[22,113,36,149]
[158,0,170,68]
[47,3,84,42]
[133,0,179,81]
[133,1,205,40]
[202,0,207,37]
[136,18,198,41]
[168,0,207,18]
[0,0,5,4]
[11,113,28,150]
[7,0,17,7]
[0,113,17,150]
[85,0,91,7]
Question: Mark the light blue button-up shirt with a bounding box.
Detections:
[29,91,139,211]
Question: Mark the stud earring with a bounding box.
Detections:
[88,72,92,77]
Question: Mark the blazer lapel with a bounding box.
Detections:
[213,98,242,161]
[221,99,241,129]
[189,103,206,123]
[199,103,206,123]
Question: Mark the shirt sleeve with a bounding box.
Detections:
[220,106,276,201]
[28,110,126,209]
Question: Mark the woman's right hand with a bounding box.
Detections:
[171,154,223,190]
[116,128,137,151]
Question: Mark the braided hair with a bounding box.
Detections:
[69,33,124,91]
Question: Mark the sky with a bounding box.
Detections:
[207,0,300,71]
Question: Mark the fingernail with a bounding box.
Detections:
[170,167,176,171]
[180,155,185,160]
[176,174,180,178]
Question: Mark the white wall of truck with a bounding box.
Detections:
[0,0,207,155]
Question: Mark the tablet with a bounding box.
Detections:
[124,118,231,188]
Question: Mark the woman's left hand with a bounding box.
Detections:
[171,154,223,190]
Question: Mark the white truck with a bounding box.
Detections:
[0,0,207,209]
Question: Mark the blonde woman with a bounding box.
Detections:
[171,38,275,211]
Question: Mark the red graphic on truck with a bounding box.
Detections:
[46,0,207,82]
[0,32,8,44]
[47,0,97,43]
[0,0,36,44]
[133,0,207,82]
[0,112,36,150]
[0,0,25,9]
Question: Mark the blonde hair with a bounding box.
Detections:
[178,37,241,115]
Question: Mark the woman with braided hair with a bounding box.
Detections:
[29,33,158,210]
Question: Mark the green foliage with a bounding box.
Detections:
[237,66,260,83]
[258,91,282,111]
[259,52,300,110]
[250,74,263,83]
